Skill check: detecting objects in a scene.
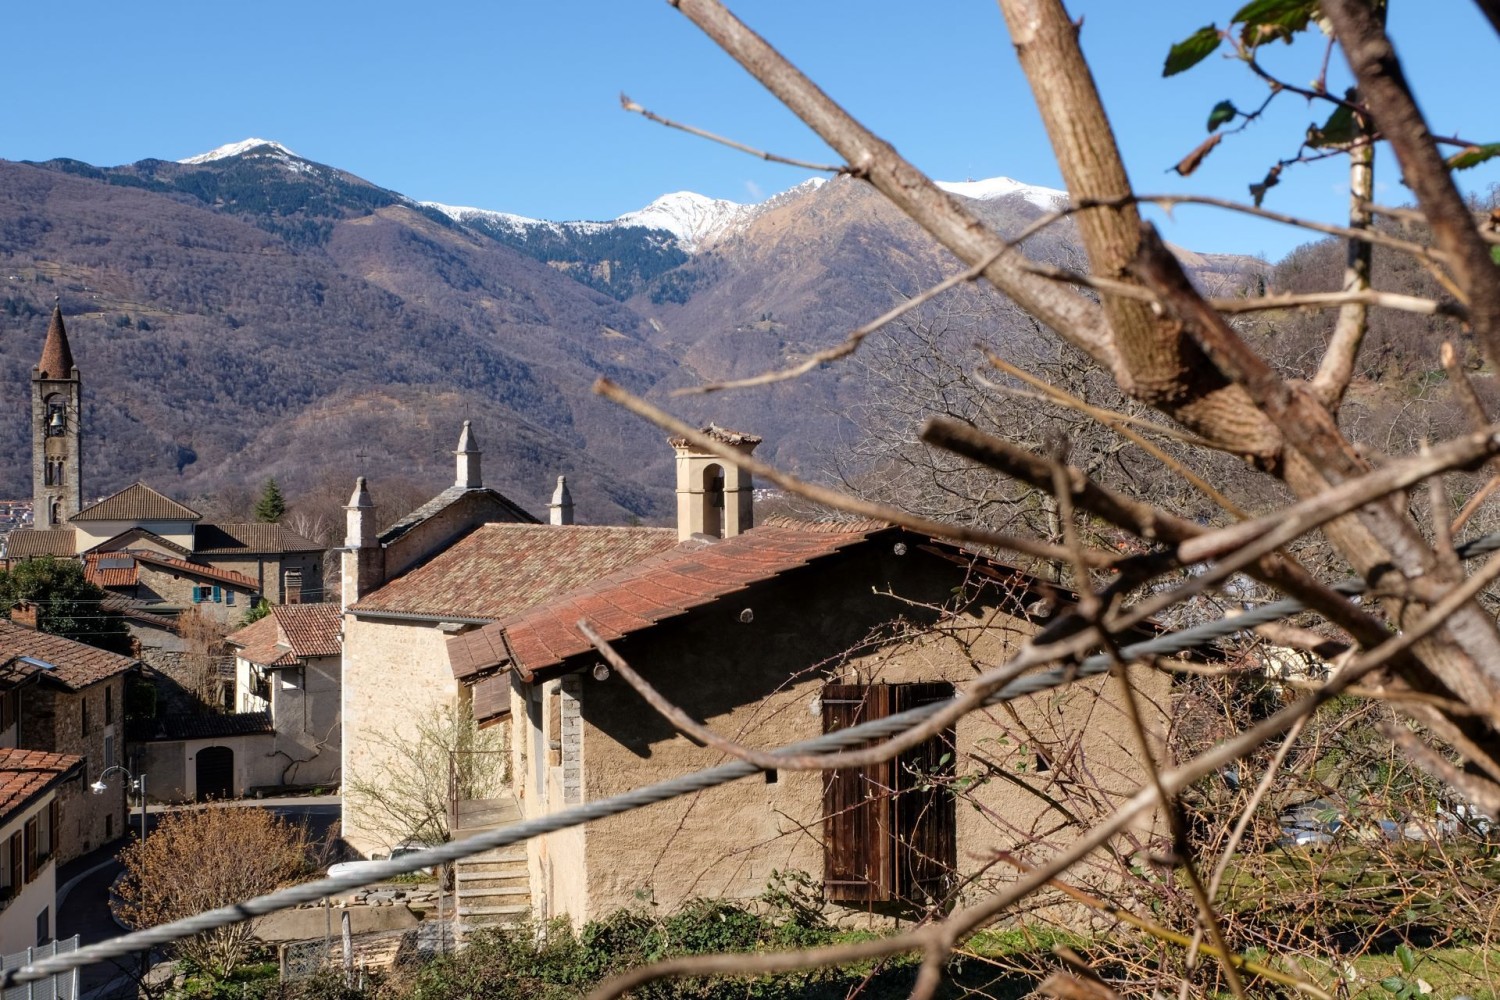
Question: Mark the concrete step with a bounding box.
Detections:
[457,903,530,919]
[453,845,526,865]
[456,874,527,891]
[454,797,520,829]
[458,883,530,899]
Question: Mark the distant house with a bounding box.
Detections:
[4,307,327,627]
[224,603,343,790]
[0,749,81,951]
[0,622,135,862]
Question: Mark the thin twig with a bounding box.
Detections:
[594,377,1119,568]
[674,248,1006,394]
[620,93,848,173]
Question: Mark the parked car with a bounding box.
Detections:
[327,840,437,880]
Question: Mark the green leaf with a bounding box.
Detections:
[1233,0,1319,46]
[1447,143,1500,170]
[1396,944,1416,973]
[1307,102,1360,148]
[1379,977,1407,994]
[1207,100,1237,132]
[1164,26,1221,76]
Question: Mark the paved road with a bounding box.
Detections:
[55,795,342,998]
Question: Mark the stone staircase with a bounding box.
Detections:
[451,797,530,932]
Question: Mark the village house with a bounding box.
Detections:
[0,622,134,863]
[0,749,81,951]
[343,426,1167,929]
[4,307,327,633]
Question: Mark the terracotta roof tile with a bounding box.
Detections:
[452,525,883,684]
[73,484,200,523]
[35,307,76,380]
[271,603,341,658]
[132,551,259,590]
[99,594,179,632]
[0,748,82,819]
[85,552,139,588]
[0,621,138,690]
[128,711,274,742]
[194,523,323,555]
[4,529,77,558]
[224,614,282,666]
[353,524,677,620]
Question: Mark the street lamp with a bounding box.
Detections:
[91,766,147,842]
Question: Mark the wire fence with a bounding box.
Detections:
[7,528,1500,988]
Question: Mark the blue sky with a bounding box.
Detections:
[4,2,1494,260]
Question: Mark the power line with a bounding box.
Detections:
[8,529,1500,985]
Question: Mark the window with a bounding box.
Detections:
[80,696,89,735]
[283,570,303,605]
[225,590,235,606]
[821,683,956,906]
[0,834,11,903]
[23,816,37,883]
[5,832,18,898]
[36,906,49,946]
[105,685,113,725]
[0,689,14,731]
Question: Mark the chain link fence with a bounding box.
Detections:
[2,937,78,1000]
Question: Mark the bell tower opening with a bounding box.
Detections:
[670,426,761,542]
[31,306,82,528]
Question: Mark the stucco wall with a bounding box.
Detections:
[208,552,324,605]
[341,614,461,857]
[0,789,58,950]
[137,734,281,803]
[514,544,1168,925]
[18,678,126,862]
[266,654,341,788]
[73,520,194,554]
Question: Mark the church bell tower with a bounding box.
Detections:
[32,305,82,528]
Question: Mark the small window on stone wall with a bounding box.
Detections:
[284,570,302,604]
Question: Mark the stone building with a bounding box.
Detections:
[225,603,343,789]
[0,749,82,950]
[0,622,135,863]
[342,426,1166,930]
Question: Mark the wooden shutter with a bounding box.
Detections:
[822,684,894,902]
[23,817,37,883]
[5,831,18,898]
[822,683,956,907]
[890,683,957,904]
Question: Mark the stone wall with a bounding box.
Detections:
[18,676,127,862]
[513,543,1168,926]
[341,614,461,857]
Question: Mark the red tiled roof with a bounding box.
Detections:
[272,603,341,657]
[225,614,281,665]
[227,604,340,666]
[73,484,200,523]
[35,307,76,380]
[352,523,677,621]
[194,523,324,555]
[132,551,258,590]
[0,748,82,819]
[4,529,77,558]
[0,621,138,690]
[85,552,139,588]
[99,594,178,632]
[451,524,888,682]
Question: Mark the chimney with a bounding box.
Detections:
[455,421,482,489]
[548,476,575,526]
[341,477,384,610]
[670,425,761,542]
[9,601,38,630]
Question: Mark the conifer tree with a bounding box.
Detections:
[253,478,286,523]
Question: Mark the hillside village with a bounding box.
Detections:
[0,303,1166,951]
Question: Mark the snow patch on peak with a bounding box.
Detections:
[424,201,547,231]
[937,176,1067,210]
[178,139,300,165]
[615,191,756,251]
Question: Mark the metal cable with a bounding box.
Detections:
[11,529,1500,986]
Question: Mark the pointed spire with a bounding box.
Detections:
[344,476,377,550]
[36,303,76,380]
[548,475,575,526]
[455,421,482,489]
[347,476,373,510]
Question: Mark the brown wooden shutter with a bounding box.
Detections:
[23,817,37,883]
[6,831,19,898]
[822,684,894,903]
[822,682,956,907]
[47,798,60,861]
[890,683,958,905]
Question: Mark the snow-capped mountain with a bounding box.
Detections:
[936,176,1067,210]
[177,138,300,165]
